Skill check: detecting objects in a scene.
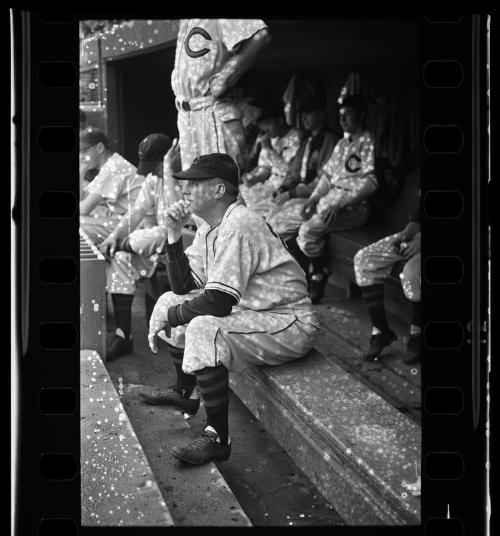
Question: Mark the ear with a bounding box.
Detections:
[214,182,226,199]
[95,141,106,154]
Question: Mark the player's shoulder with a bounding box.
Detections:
[220,202,266,236]
[359,130,374,144]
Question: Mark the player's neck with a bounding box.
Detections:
[200,200,235,228]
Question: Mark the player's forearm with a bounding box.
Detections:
[167,289,237,327]
[112,206,147,240]
[217,29,271,91]
[310,174,330,200]
[337,175,378,208]
[164,237,198,295]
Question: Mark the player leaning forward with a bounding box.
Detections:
[144,153,321,465]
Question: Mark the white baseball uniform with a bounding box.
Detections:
[239,127,302,218]
[149,201,321,373]
[172,19,268,172]
[80,153,143,246]
[106,172,174,295]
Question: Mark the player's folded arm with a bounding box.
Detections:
[167,289,238,327]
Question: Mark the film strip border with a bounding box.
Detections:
[11,11,490,535]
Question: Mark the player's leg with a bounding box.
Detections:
[354,233,404,360]
[267,198,310,273]
[401,253,421,364]
[105,251,156,361]
[80,215,114,247]
[139,289,202,413]
[170,308,320,465]
[298,203,371,303]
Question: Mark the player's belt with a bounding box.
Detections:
[176,95,214,112]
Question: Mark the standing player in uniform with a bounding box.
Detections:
[79,127,144,246]
[142,153,321,465]
[171,19,271,172]
[354,193,421,363]
[98,134,182,360]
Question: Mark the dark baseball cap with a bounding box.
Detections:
[137,133,172,176]
[80,127,109,149]
[337,94,367,113]
[172,153,239,188]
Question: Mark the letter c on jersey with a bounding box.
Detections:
[345,154,362,173]
[184,27,212,58]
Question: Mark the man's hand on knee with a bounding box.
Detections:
[148,316,171,354]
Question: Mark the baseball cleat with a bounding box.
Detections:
[309,271,330,304]
[106,334,134,362]
[362,329,397,361]
[171,429,231,465]
[403,334,421,364]
[139,385,200,415]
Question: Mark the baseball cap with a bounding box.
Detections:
[80,127,110,150]
[137,133,172,176]
[337,94,367,113]
[172,153,239,188]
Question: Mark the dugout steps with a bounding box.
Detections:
[81,349,251,527]
[229,347,421,525]
[81,350,174,526]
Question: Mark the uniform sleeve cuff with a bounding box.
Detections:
[165,238,184,261]
[167,304,185,327]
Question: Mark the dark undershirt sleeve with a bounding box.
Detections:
[164,238,198,295]
[167,289,238,327]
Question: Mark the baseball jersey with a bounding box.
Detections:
[85,153,141,219]
[184,202,310,311]
[310,130,377,214]
[171,19,268,100]
[257,128,302,189]
[133,173,172,227]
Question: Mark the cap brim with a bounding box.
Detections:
[172,167,216,181]
[137,160,160,176]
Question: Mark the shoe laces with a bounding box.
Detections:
[189,431,218,449]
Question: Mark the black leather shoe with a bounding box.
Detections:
[106,334,134,362]
[309,271,330,304]
[403,334,421,364]
[171,429,231,465]
[139,385,200,415]
[363,329,397,361]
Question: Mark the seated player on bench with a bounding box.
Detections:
[239,99,303,218]
[266,93,338,274]
[99,134,183,361]
[143,153,321,466]
[354,192,421,364]
[267,94,378,303]
[79,128,144,246]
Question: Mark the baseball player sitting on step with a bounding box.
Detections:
[98,134,184,361]
[354,192,421,364]
[172,19,271,172]
[267,94,378,304]
[79,128,144,246]
[141,153,321,466]
[266,93,338,274]
[239,99,303,218]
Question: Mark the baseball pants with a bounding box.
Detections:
[106,227,168,295]
[177,102,245,171]
[354,233,421,301]
[150,290,321,374]
[297,203,371,258]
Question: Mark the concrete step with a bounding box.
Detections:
[119,383,252,526]
[81,350,174,526]
[229,348,421,525]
